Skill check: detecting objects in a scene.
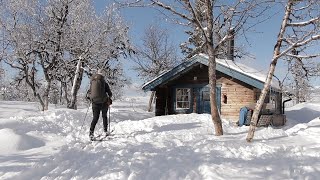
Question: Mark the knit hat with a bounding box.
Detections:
[97,68,104,75]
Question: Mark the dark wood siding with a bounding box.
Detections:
[155,86,172,116]
[155,87,166,116]
[164,63,209,86]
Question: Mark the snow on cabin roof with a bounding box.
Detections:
[199,54,280,90]
[142,54,280,91]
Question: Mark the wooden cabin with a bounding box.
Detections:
[142,54,285,125]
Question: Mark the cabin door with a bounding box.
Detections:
[199,87,221,114]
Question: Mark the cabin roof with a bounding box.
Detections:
[142,54,280,92]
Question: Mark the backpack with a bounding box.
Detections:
[90,74,107,103]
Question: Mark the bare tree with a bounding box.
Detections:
[284,49,319,103]
[247,0,320,142]
[67,3,133,109]
[1,0,133,110]
[133,24,179,112]
[0,0,48,109]
[180,0,206,58]
[36,0,70,110]
[121,0,272,136]
[0,0,72,110]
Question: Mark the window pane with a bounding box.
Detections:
[182,102,189,108]
[182,89,187,95]
[176,88,190,109]
[177,89,182,96]
[184,89,190,95]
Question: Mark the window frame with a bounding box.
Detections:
[175,88,191,110]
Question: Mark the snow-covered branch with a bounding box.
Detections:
[286,53,320,59]
[151,0,193,22]
[295,35,320,47]
[287,17,320,27]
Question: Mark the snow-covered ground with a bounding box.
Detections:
[0,97,320,180]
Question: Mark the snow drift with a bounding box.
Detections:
[0,97,319,180]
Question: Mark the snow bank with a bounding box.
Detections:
[0,128,45,154]
[0,100,319,180]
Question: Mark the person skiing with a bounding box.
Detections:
[86,68,112,141]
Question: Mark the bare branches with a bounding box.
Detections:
[1,0,133,108]
[114,0,150,8]
[295,34,320,46]
[286,53,320,59]
[151,0,193,22]
[247,0,320,142]
[132,24,178,81]
[287,17,320,27]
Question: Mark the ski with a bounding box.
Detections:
[90,129,115,142]
[91,134,113,141]
[92,135,111,142]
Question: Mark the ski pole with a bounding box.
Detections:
[108,105,111,133]
[78,103,90,137]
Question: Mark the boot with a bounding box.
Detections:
[104,126,109,135]
[89,131,95,141]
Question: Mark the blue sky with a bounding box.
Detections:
[1,1,315,87]
[0,1,317,88]
[93,0,189,85]
[92,1,292,86]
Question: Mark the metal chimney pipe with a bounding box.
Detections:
[227,29,235,61]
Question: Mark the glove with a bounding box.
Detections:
[106,97,112,106]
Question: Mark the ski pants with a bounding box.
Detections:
[90,102,108,133]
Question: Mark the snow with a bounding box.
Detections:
[143,54,280,91]
[198,53,281,89]
[1,97,320,180]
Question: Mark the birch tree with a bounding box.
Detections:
[122,0,272,136]
[247,0,320,142]
[48,1,132,108]
[133,24,179,112]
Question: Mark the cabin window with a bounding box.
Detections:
[223,94,228,104]
[176,88,191,109]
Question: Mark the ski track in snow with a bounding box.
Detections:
[0,99,320,180]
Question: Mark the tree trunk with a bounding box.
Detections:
[246,1,293,142]
[60,81,63,104]
[63,81,70,105]
[246,62,276,142]
[24,69,46,111]
[295,79,299,104]
[147,91,155,112]
[43,80,51,110]
[68,59,83,109]
[207,45,223,136]
[35,93,45,111]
